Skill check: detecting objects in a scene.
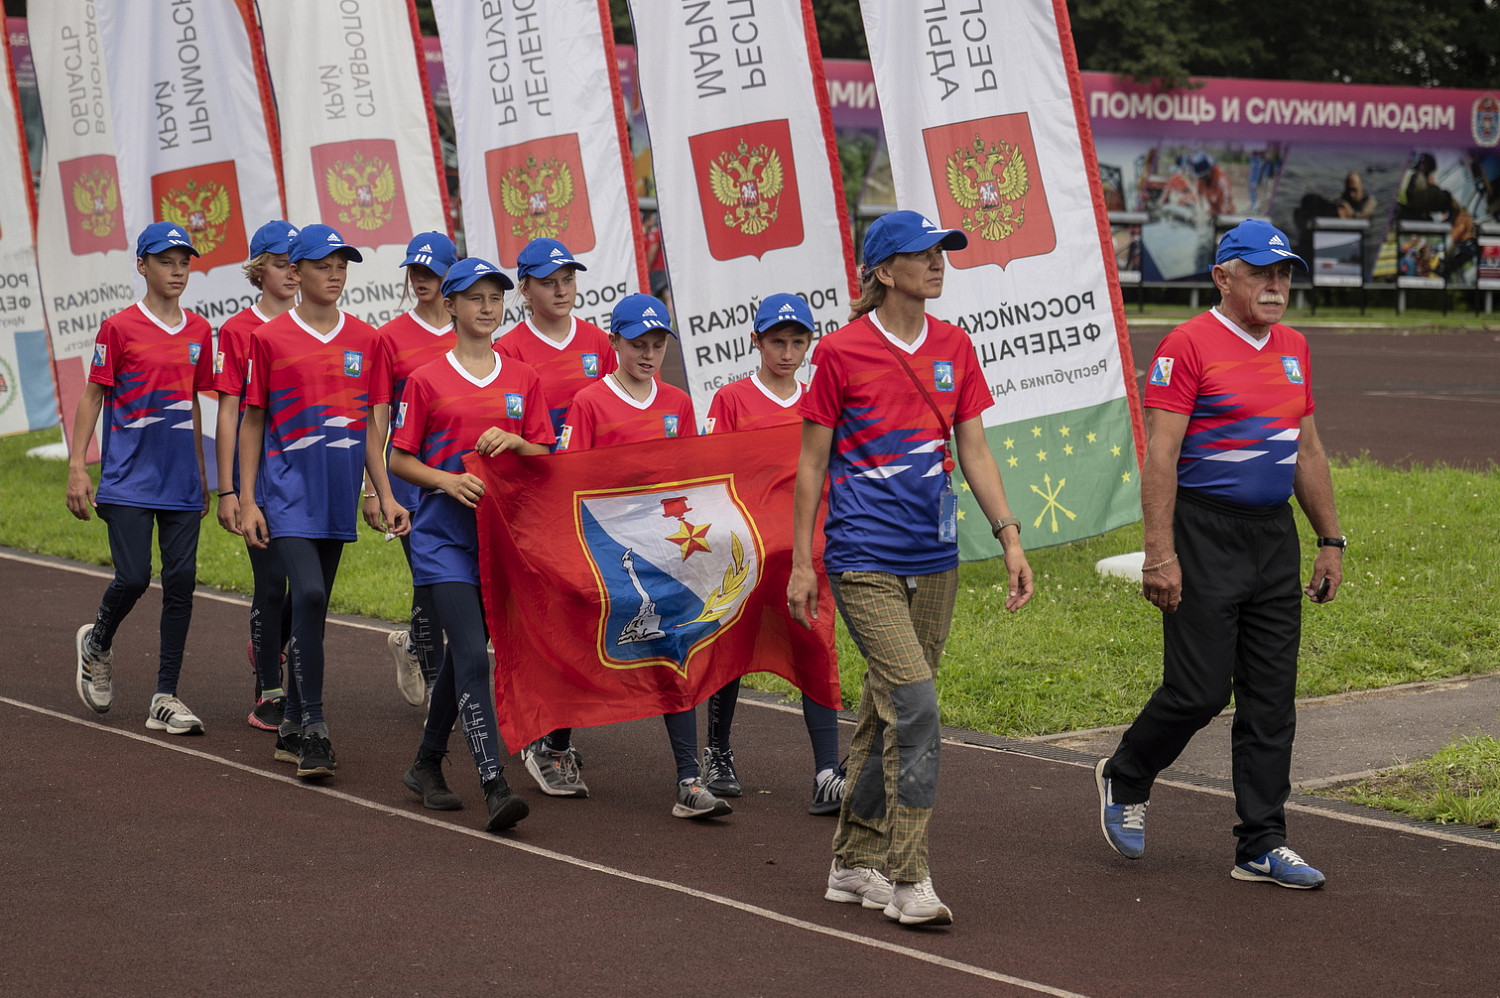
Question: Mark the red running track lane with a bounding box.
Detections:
[2,549,1499,997]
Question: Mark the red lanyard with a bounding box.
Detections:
[870,320,955,473]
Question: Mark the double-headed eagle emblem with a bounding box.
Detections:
[945,134,1031,242]
[72,168,121,239]
[707,139,784,236]
[498,155,576,241]
[325,151,398,231]
[159,178,232,256]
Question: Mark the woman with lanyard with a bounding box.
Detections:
[788,210,1034,926]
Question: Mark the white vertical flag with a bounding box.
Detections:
[0,30,56,437]
[97,0,285,330]
[433,0,644,331]
[860,0,1144,553]
[626,0,856,414]
[31,0,133,455]
[258,0,448,326]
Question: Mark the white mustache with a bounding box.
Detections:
[1258,294,1286,306]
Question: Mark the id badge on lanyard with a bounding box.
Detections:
[937,447,957,543]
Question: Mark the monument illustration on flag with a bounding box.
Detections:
[860,0,1145,554]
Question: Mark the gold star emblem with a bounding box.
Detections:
[1003,437,1015,450]
[1111,444,1121,457]
[666,520,713,560]
[1086,431,1097,444]
[1007,455,1019,467]
[1122,471,1132,483]
[1036,449,1048,462]
[960,482,972,492]
[1031,426,1043,438]
[1064,444,1074,456]
[1059,425,1070,437]
[956,508,966,520]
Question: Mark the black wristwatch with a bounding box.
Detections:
[1317,535,1347,549]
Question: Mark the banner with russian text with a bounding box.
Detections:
[31,0,133,455]
[0,27,55,437]
[97,0,284,331]
[257,0,448,327]
[432,0,643,333]
[625,0,856,415]
[860,0,1143,555]
[470,424,838,752]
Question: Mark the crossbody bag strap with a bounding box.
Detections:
[868,318,954,472]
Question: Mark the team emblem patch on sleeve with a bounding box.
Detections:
[933,361,955,391]
[214,350,225,375]
[394,401,407,429]
[92,344,107,367]
[1149,357,1174,386]
[506,393,524,419]
[558,425,573,451]
[343,350,363,377]
[704,416,717,435]
[582,353,599,378]
[1281,356,1304,384]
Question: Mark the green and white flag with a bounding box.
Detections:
[859,0,1144,553]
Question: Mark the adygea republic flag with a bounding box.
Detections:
[468,424,838,752]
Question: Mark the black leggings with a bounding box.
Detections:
[246,540,293,698]
[92,504,200,696]
[420,581,504,786]
[399,533,444,685]
[272,536,344,728]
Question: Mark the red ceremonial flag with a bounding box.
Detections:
[310,138,414,249]
[469,423,838,752]
[150,160,250,273]
[485,132,597,269]
[58,153,129,256]
[922,112,1057,271]
[687,118,805,262]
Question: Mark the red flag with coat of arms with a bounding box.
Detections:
[59,154,129,256]
[486,132,596,268]
[151,160,248,272]
[469,423,838,751]
[688,118,804,262]
[311,138,413,248]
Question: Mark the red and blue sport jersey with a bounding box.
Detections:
[244,309,379,541]
[89,302,214,511]
[705,374,804,433]
[1144,309,1314,507]
[212,304,272,492]
[558,376,696,452]
[494,316,616,442]
[800,313,991,575]
[391,353,553,586]
[370,310,456,510]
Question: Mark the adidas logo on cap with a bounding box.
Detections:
[779,304,795,312]
[1269,235,1285,247]
[327,232,340,242]
[170,228,184,238]
[418,243,432,252]
[474,263,491,272]
[643,306,659,316]
[550,247,565,257]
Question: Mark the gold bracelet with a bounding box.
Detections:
[1141,554,1178,572]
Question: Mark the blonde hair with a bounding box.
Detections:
[848,260,889,320]
[241,252,270,290]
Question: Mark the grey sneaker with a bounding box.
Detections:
[145,694,204,735]
[883,877,953,926]
[75,624,114,713]
[809,765,846,816]
[389,629,424,707]
[522,739,589,798]
[824,859,893,909]
[701,746,742,797]
[673,779,732,819]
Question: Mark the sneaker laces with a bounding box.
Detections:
[906,877,941,906]
[154,694,186,715]
[817,768,846,799]
[86,644,113,683]
[556,749,582,786]
[1121,802,1147,831]
[1271,846,1308,867]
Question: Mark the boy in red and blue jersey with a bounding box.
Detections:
[67,221,214,736]
[237,224,383,780]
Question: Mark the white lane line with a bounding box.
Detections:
[1361,390,1500,404]
[0,695,1088,998]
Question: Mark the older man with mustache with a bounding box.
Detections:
[1094,220,1346,890]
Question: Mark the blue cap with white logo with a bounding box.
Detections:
[290,224,364,263]
[249,220,298,258]
[401,231,458,276]
[517,237,588,280]
[611,293,677,340]
[861,209,967,267]
[753,293,815,334]
[1215,219,1307,270]
[440,257,515,297]
[136,221,199,259]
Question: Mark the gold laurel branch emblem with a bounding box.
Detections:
[674,532,749,628]
[945,133,1030,242]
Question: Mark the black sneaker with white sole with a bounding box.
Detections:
[297,733,337,780]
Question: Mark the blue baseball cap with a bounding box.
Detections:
[136,221,199,259]
[290,223,363,263]
[861,209,967,266]
[753,293,815,334]
[611,293,676,339]
[401,231,458,276]
[249,220,298,258]
[440,257,515,297]
[1215,219,1307,270]
[517,237,587,280]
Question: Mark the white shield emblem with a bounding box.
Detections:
[576,477,762,677]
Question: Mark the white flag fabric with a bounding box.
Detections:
[625,0,856,415]
[97,0,285,330]
[432,0,643,331]
[0,31,56,436]
[31,0,134,452]
[258,0,448,326]
[860,0,1144,553]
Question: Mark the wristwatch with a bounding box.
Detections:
[991,516,1021,539]
[1317,535,1347,549]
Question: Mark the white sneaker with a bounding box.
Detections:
[824,859,893,909]
[146,694,204,735]
[75,624,114,714]
[389,629,424,706]
[883,877,953,926]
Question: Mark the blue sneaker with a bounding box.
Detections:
[1095,758,1146,859]
[1231,846,1326,889]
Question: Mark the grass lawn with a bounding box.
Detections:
[5,427,1496,739]
[1315,735,1500,829]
